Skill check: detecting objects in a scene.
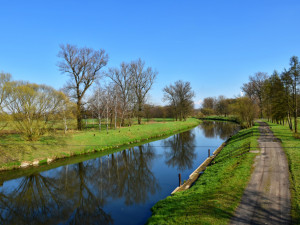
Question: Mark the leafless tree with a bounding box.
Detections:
[163,80,194,121]
[200,97,216,115]
[242,72,268,118]
[130,59,157,125]
[89,86,106,131]
[57,44,108,130]
[106,63,133,127]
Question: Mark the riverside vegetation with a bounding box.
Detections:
[0,118,200,170]
[148,123,259,225]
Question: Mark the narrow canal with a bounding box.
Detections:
[0,121,239,225]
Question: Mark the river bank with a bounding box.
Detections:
[198,115,239,123]
[0,118,200,171]
[148,123,260,225]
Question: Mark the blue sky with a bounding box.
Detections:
[1,0,300,107]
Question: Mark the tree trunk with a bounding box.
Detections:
[294,84,298,133]
[77,99,82,130]
[138,101,142,125]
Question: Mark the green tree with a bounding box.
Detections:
[232,97,258,128]
[0,72,11,130]
[4,82,66,140]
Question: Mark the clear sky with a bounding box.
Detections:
[1,0,300,107]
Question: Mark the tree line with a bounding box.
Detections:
[0,44,195,141]
[199,56,300,131]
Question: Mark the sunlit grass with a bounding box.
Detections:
[0,118,200,170]
[266,121,300,224]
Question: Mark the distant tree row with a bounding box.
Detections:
[200,56,300,131]
[0,44,197,141]
[57,44,157,130]
[242,56,300,133]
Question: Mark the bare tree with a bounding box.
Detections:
[163,80,195,121]
[242,72,268,118]
[89,86,106,131]
[130,59,157,125]
[106,63,133,127]
[200,97,216,115]
[57,44,108,130]
[288,56,300,133]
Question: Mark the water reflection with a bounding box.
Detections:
[200,121,239,140]
[0,121,239,225]
[0,145,159,225]
[164,130,196,171]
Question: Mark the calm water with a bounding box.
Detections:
[0,121,239,225]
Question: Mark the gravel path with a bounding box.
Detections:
[230,121,291,225]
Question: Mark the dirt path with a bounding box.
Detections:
[230,121,291,225]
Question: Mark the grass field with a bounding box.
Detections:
[266,121,300,224]
[0,118,200,170]
[147,123,259,225]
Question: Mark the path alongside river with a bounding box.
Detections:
[230,121,291,225]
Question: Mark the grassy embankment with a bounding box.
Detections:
[198,115,239,123]
[266,121,300,224]
[0,118,199,170]
[148,123,260,225]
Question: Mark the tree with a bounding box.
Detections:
[263,71,286,124]
[163,80,195,121]
[4,81,66,140]
[130,59,157,125]
[0,72,11,130]
[215,95,230,116]
[59,95,76,134]
[106,62,133,126]
[89,86,106,131]
[242,72,268,118]
[57,44,108,130]
[288,56,300,133]
[200,97,216,115]
[232,97,258,128]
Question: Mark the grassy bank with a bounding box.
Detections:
[148,123,259,225]
[0,118,200,171]
[266,121,300,224]
[198,115,239,123]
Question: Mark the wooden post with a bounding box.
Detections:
[208,149,210,157]
[178,173,181,186]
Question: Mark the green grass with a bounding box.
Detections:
[0,118,200,171]
[147,124,259,225]
[265,121,300,224]
[266,117,300,133]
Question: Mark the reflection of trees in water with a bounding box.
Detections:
[200,121,239,140]
[0,166,113,225]
[0,174,71,225]
[92,144,159,205]
[0,144,159,224]
[164,130,196,171]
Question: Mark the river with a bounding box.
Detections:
[0,121,239,225]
